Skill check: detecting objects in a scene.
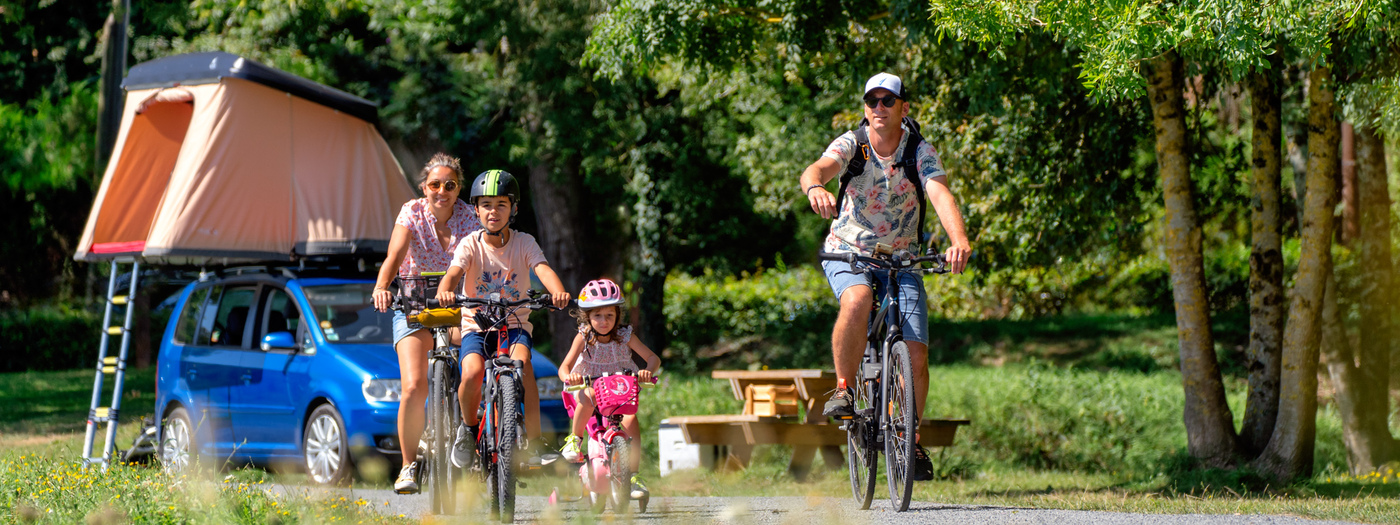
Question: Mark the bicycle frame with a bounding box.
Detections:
[477,329,526,475]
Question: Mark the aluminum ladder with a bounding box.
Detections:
[81,259,141,471]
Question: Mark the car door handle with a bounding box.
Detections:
[241,373,252,384]
[187,369,198,379]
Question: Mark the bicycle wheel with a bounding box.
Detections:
[495,373,519,523]
[883,340,917,511]
[609,437,632,514]
[846,372,877,509]
[429,358,456,515]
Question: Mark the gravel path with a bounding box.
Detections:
[271,485,1364,524]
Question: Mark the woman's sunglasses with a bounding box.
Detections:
[425,180,460,192]
[863,94,900,108]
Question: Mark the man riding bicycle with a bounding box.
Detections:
[799,72,971,481]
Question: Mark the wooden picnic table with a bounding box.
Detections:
[663,369,969,480]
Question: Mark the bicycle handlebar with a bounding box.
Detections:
[391,290,559,312]
[818,250,950,274]
[563,370,659,392]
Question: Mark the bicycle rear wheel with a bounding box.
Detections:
[495,373,519,523]
[428,358,456,515]
[883,340,916,511]
[846,367,877,509]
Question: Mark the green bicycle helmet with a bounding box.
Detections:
[469,169,520,205]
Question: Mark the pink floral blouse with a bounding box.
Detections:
[394,198,481,276]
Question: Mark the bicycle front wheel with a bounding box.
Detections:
[429,358,456,515]
[495,373,519,523]
[609,437,632,514]
[883,340,916,511]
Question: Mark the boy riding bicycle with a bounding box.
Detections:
[798,73,971,481]
[436,169,572,469]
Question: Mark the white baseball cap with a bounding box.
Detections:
[864,72,904,98]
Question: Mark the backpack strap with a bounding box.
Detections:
[833,123,869,215]
[891,116,928,251]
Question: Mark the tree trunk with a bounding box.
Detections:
[1143,51,1238,467]
[627,153,668,354]
[1324,124,1399,473]
[526,158,595,362]
[1254,66,1339,481]
[1340,123,1357,245]
[95,0,129,180]
[1240,60,1285,457]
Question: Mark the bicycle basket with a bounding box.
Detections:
[592,374,639,417]
[396,275,441,316]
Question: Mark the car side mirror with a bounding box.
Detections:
[261,331,296,351]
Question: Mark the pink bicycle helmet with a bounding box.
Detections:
[577,278,624,308]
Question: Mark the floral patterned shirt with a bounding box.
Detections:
[394,198,481,276]
[569,325,635,377]
[821,124,947,254]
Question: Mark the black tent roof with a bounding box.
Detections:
[122,51,379,124]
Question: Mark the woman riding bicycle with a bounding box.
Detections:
[797,73,971,481]
[370,153,481,494]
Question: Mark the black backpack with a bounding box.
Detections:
[834,115,929,250]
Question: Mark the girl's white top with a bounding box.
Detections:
[569,325,635,377]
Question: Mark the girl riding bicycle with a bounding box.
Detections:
[556,278,661,498]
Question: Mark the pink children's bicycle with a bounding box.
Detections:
[549,370,655,514]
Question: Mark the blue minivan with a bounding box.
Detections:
[152,268,569,484]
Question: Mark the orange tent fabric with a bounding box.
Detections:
[75,53,416,264]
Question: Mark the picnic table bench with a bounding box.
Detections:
[662,369,969,480]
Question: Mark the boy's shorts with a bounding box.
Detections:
[459,328,533,361]
[821,259,929,345]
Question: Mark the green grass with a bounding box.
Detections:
[2,312,1396,523]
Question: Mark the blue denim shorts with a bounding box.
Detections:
[391,309,425,347]
[821,260,929,344]
[460,328,533,361]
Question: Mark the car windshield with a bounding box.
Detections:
[303,283,393,344]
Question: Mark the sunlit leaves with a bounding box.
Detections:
[927,0,1366,100]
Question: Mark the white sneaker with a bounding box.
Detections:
[560,434,584,463]
[394,462,419,494]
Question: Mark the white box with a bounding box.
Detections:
[658,421,722,476]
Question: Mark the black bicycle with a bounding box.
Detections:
[438,290,557,523]
[819,243,949,512]
[392,273,464,515]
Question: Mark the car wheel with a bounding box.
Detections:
[160,407,195,475]
[304,404,352,485]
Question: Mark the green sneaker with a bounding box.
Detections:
[629,474,648,500]
[560,434,584,463]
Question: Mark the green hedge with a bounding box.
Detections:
[0,306,100,372]
[663,266,837,373]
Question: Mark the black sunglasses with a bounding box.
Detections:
[863,93,900,108]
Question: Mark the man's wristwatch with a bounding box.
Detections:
[804,184,824,197]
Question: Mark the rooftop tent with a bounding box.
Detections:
[75,51,417,264]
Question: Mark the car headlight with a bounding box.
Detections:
[536,376,564,399]
[362,379,401,403]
